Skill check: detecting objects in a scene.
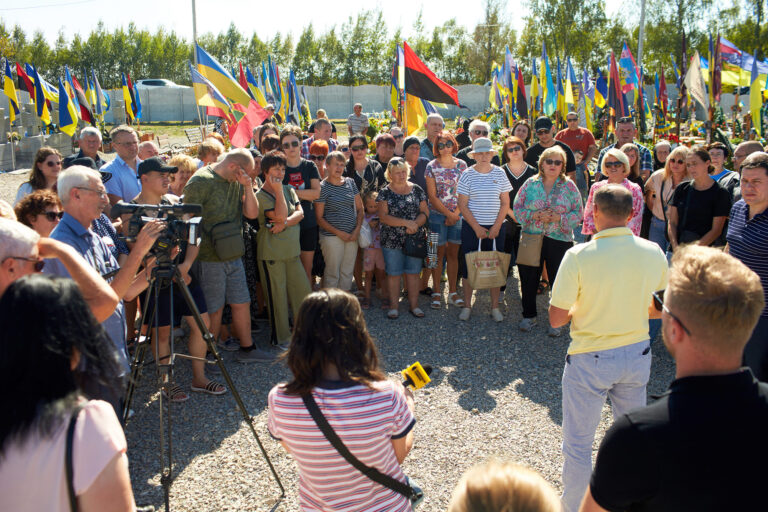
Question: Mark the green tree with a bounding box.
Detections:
[467,0,515,83]
[292,24,318,84]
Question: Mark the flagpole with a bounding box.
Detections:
[191,0,205,132]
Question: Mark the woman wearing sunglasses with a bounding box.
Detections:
[14,190,63,237]
[280,125,322,284]
[582,148,645,237]
[514,146,583,335]
[425,130,467,309]
[308,140,329,179]
[645,146,691,252]
[15,147,63,205]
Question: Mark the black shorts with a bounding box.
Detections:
[142,281,208,327]
[300,225,319,252]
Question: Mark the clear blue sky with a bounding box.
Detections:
[0,0,626,46]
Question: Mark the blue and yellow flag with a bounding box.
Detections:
[64,66,81,119]
[531,57,540,118]
[542,43,556,115]
[750,50,765,137]
[565,57,577,106]
[582,68,594,132]
[3,62,20,123]
[195,43,251,107]
[121,73,134,122]
[58,78,78,136]
[594,69,607,108]
[189,62,233,121]
[245,66,267,107]
[29,64,50,126]
[556,56,567,117]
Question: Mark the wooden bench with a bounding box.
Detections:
[184,124,215,144]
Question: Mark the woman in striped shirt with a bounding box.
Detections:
[268,289,416,511]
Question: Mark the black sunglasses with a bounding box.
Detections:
[670,158,685,165]
[350,145,367,152]
[472,130,489,136]
[544,159,563,166]
[652,290,691,336]
[11,257,45,272]
[566,117,578,122]
[307,155,325,161]
[281,140,300,149]
[437,141,454,150]
[340,147,349,152]
[507,146,523,153]
[604,161,625,169]
[45,160,62,167]
[392,134,404,139]
[43,211,64,221]
[536,129,550,135]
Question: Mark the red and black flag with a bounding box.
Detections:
[15,62,34,98]
[515,65,528,119]
[402,41,462,106]
[607,52,626,132]
[70,74,95,125]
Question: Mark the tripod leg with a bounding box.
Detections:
[123,287,157,423]
[172,270,285,501]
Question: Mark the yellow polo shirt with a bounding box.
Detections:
[550,227,668,354]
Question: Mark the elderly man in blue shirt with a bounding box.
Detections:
[102,125,142,214]
[44,165,163,415]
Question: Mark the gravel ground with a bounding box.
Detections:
[0,172,676,512]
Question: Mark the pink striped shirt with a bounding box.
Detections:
[268,379,415,511]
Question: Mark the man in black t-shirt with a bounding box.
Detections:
[582,246,768,512]
[525,116,576,177]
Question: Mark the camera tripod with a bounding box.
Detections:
[123,257,284,512]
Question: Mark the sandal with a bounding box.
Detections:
[190,380,227,396]
[447,292,465,308]
[359,297,370,310]
[162,384,189,403]
[537,280,549,295]
[419,286,433,297]
[430,293,441,309]
[410,307,425,318]
[387,309,399,319]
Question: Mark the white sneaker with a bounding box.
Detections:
[491,308,503,322]
[519,317,537,332]
[547,326,562,337]
[459,307,471,321]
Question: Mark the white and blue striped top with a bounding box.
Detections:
[727,200,768,317]
[456,165,512,226]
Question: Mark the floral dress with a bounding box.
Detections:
[377,184,428,250]
[513,176,583,242]
[582,178,644,236]
[425,158,467,213]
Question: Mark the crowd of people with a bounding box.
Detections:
[1,101,768,511]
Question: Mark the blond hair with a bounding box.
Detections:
[384,158,411,182]
[663,146,691,181]
[668,246,764,355]
[537,146,568,181]
[198,139,225,161]
[448,459,561,512]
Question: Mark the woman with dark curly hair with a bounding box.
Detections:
[268,289,416,512]
[0,275,134,511]
[14,189,63,237]
[15,146,62,204]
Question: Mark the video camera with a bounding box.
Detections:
[112,201,203,260]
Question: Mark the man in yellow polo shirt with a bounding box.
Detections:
[548,184,667,512]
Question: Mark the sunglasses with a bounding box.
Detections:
[350,145,367,152]
[389,157,405,166]
[472,130,489,136]
[392,134,404,139]
[536,129,550,135]
[652,290,691,336]
[566,118,578,122]
[544,159,563,166]
[43,211,64,221]
[604,161,625,169]
[307,154,325,161]
[340,147,349,152]
[506,146,523,153]
[281,140,300,149]
[437,141,454,150]
[45,160,62,167]
[11,256,45,272]
[670,158,685,165]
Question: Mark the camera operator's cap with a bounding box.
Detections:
[534,116,554,131]
[68,156,112,183]
[138,156,178,177]
[469,137,494,155]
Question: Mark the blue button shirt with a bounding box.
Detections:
[44,213,128,371]
[102,155,142,201]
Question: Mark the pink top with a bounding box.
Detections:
[0,400,127,512]
[582,178,645,236]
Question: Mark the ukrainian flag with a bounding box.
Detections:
[121,73,134,122]
[29,64,50,125]
[245,66,267,107]
[4,62,20,123]
[58,78,78,136]
[542,43,556,115]
[531,57,540,117]
[190,63,233,120]
[195,43,251,107]
[595,69,607,108]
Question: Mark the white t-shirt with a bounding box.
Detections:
[456,165,512,225]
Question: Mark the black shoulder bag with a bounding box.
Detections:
[66,403,86,512]
[301,393,423,508]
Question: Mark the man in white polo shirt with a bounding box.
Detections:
[548,184,668,512]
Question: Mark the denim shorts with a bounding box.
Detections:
[199,259,251,312]
[429,211,462,246]
[382,247,423,276]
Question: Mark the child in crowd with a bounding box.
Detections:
[362,191,388,309]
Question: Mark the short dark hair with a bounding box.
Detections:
[279,124,303,142]
[282,289,385,395]
[259,134,281,154]
[741,152,768,176]
[593,184,633,221]
[707,141,730,158]
[376,133,396,148]
[261,150,287,174]
[0,275,124,451]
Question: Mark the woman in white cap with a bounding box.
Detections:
[456,137,511,322]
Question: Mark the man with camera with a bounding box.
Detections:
[128,157,226,400]
[183,149,274,363]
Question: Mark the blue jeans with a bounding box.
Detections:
[648,216,668,253]
[382,247,423,276]
[429,211,462,246]
[561,340,652,512]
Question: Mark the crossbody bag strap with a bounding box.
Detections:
[301,393,414,499]
[66,403,86,512]
[660,179,668,223]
